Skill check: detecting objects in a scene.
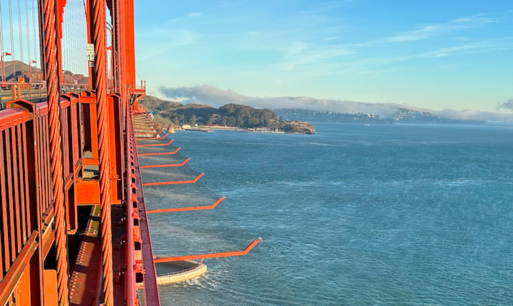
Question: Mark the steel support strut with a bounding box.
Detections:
[154,238,262,263]
[139,158,190,169]
[40,0,69,304]
[91,0,114,303]
[137,139,174,147]
[142,173,204,187]
[146,196,224,214]
[138,147,181,156]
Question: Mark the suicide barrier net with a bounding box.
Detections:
[133,117,304,306]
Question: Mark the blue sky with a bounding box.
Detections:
[134,0,512,112]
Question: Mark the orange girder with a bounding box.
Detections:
[154,238,262,263]
[136,133,169,140]
[137,139,174,147]
[147,196,224,214]
[139,158,190,169]
[142,173,204,187]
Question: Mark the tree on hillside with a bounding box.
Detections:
[227,116,236,126]
[247,117,260,126]
[189,114,197,126]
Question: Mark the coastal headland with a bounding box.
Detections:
[139,95,316,134]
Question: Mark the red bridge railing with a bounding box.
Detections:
[0,91,157,305]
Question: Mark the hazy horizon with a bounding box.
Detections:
[155,84,513,123]
[135,0,512,114]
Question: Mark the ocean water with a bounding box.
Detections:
[147,123,513,305]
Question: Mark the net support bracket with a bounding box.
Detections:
[136,133,169,141]
[154,238,262,263]
[146,196,224,214]
[142,173,204,187]
[138,147,181,156]
[137,139,173,148]
[139,158,190,169]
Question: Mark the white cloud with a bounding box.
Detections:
[380,14,497,43]
[159,84,513,123]
[497,99,513,111]
[353,14,499,48]
[188,12,202,17]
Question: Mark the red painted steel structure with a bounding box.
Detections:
[154,238,263,263]
[0,0,161,303]
[136,133,169,140]
[142,173,204,187]
[41,0,70,303]
[91,0,115,303]
[139,158,190,169]
[0,0,263,304]
[138,147,181,156]
[147,196,225,214]
[137,139,174,147]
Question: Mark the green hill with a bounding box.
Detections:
[139,95,315,134]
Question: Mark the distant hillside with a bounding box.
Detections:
[276,108,486,125]
[138,95,182,112]
[392,108,486,125]
[139,95,315,134]
[0,60,87,83]
[275,109,394,124]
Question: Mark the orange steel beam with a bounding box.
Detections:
[138,147,181,156]
[147,196,224,214]
[139,158,190,169]
[136,133,169,140]
[136,139,173,148]
[142,173,204,187]
[154,238,262,263]
[0,232,38,306]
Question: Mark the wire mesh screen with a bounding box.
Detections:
[0,0,41,82]
[135,125,303,305]
[61,0,88,88]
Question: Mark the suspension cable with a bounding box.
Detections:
[0,1,4,82]
[8,0,14,81]
[25,0,30,82]
[17,0,23,79]
[92,0,115,303]
[31,0,37,72]
[41,0,70,302]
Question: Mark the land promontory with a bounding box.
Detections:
[139,95,315,134]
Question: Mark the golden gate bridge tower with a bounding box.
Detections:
[0,0,263,304]
[0,0,158,304]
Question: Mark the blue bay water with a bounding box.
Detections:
[154,123,513,305]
